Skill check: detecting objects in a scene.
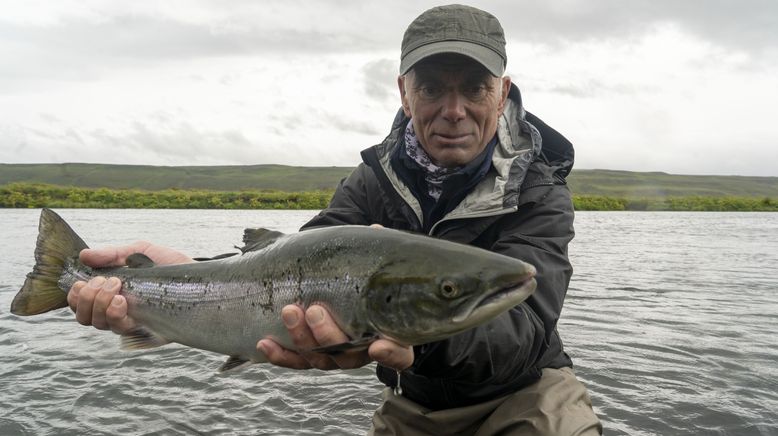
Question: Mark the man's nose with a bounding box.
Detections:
[441,91,466,123]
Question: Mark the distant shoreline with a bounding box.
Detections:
[2,163,777,199]
[2,183,775,212]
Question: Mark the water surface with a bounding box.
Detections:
[0,209,776,435]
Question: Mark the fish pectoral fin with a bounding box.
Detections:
[126,253,156,268]
[219,356,253,372]
[120,327,171,349]
[310,335,379,355]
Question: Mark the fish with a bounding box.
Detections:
[11,208,536,372]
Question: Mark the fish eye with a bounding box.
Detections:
[439,280,460,299]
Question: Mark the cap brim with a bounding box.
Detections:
[400,41,505,76]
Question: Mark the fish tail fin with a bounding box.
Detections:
[11,208,89,316]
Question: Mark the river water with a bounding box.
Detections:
[0,209,776,435]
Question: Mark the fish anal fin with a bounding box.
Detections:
[126,253,155,268]
[219,356,252,372]
[120,327,170,349]
[310,335,378,355]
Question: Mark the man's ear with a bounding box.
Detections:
[497,76,511,115]
[398,75,412,117]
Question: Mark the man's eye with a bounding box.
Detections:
[419,87,443,98]
[465,86,487,98]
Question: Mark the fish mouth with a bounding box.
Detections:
[452,273,537,325]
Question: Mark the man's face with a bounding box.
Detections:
[398,55,511,168]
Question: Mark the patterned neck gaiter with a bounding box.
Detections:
[404,120,463,201]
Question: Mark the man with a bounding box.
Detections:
[69,5,602,435]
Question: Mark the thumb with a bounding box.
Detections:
[79,247,124,268]
[369,340,413,371]
[79,241,153,268]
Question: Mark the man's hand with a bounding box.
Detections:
[257,305,414,372]
[67,241,193,334]
[257,224,412,372]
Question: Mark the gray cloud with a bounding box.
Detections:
[2,0,773,87]
[0,5,391,64]
[321,114,382,137]
[488,0,777,56]
[1,1,776,176]
[538,80,659,99]
[48,121,257,165]
[362,59,399,101]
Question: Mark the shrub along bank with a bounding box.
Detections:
[1,183,776,211]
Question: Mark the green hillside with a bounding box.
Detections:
[0,163,351,192]
[566,169,777,198]
[1,163,776,198]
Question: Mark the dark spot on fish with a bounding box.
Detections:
[355,284,360,294]
[385,295,392,304]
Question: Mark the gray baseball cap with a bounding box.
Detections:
[400,4,507,76]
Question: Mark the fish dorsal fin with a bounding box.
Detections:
[240,228,284,253]
[126,253,155,268]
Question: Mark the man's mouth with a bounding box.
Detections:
[433,133,471,145]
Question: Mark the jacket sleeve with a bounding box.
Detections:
[410,171,574,388]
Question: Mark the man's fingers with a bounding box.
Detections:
[67,280,87,313]
[70,276,136,333]
[90,277,122,330]
[369,339,414,371]
[306,306,371,369]
[282,306,338,370]
[262,305,378,371]
[106,295,136,335]
[74,277,104,325]
[257,339,312,370]
[305,306,349,346]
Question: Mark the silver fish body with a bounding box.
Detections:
[12,209,536,371]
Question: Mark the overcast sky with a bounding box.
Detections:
[1,0,776,176]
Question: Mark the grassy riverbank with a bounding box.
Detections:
[573,194,776,211]
[2,183,775,211]
[0,183,332,210]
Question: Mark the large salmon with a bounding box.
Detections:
[11,209,536,371]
